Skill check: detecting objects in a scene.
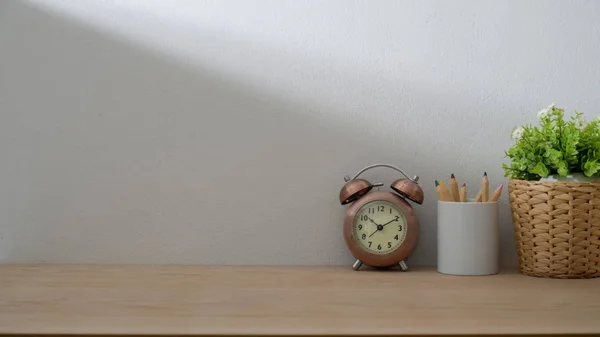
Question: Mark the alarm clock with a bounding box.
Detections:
[339,163,424,271]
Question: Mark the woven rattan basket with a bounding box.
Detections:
[508,179,600,278]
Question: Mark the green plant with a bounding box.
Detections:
[503,104,600,180]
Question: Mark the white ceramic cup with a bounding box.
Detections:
[437,200,499,276]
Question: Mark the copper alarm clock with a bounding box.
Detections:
[339,163,424,271]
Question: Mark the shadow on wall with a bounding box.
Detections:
[0,1,517,266]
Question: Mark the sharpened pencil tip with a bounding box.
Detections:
[462,183,466,187]
[451,173,455,179]
[484,171,487,176]
[435,180,439,186]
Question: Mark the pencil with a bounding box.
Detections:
[489,184,503,202]
[474,190,482,202]
[435,180,444,201]
[438,181,453,202]
[481,172,489,202]
[459,183,467,202]
[450,173,460,202]
[435,180,449,201]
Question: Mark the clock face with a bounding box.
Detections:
[353,200,408,255]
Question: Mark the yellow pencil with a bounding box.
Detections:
[489,184,503,202]
[438,181,453,202]
[459,183,467,202]
[435,180,452,201]
[450,173,460,202]
[481,172,489,202]
[434,180,445,201]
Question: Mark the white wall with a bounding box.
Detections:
[1,0,600,266]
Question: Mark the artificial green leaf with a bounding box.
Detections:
[531,162,549,177]
[556,161,569,176]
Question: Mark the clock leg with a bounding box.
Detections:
[352,259,363,271]
[398,260,408,271]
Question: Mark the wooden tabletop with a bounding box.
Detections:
[0,265,599,336]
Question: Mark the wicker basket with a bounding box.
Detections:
[508,179,600,278]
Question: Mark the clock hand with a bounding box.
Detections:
[367,217,381,226]
[368,229,379,238]
[381,218,399,227]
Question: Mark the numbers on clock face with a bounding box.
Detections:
[353,200,407,255]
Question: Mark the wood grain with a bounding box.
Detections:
[0,265,599,335]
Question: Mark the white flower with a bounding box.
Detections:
[548,102,555,110]
[575,118,587,131]
[512,126,525,140]
[573,113,587,130]
[537,108,549,119]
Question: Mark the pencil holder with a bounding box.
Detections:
[437,200,499,275]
